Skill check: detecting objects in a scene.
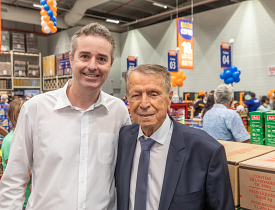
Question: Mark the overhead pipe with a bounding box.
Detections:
[105,0,135,14]
[119,0,219,27]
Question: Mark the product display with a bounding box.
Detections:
[43,55,56,77]
[265,111,275,146]
[1,31,10,51]
[11,32,25,52]
[62,52,72,75]
[26,33,39,54]
[14,60,26,77]
[0,62,11,76]
[250,111,265,145]
[56,54,64,76]
[27,62,40,78]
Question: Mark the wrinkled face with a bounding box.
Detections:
[128,71,172,133]
[70,35,112,92]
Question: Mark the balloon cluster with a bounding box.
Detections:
[40,0,57,34]
[171,71,186,87]
[220,65,241,84]
[268,89,275,99]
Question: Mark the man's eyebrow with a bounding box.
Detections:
[79,51,91,54]
[98,53,108,58]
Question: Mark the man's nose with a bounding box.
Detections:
[139,94,150,109]
[87,57,97,70]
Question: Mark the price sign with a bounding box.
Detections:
[177,18,194,69]
[127,56,137,71]
[168,50,178,72]
[220,42,231,68]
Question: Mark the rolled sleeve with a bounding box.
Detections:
[227,113,250,142]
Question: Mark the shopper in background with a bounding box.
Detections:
[202,95,214,118]
[257,96,271,111]
[190,94,205,119]
[203,84,250,143]
[243,92,260,112]
[0,23,131,210]
[1,99,32,210]
[209,90,214,95]
[0,94,9,104]
[116,64,234,210]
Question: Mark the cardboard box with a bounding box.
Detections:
[56,54,64,76]
[250,111,265,145]
[218,140,275,208]
[26,33,39,54]
[0,62,11,76]
[43,55,56,77]
[265,111,275,147]
[240,151,275,209]
[12,32,25,52]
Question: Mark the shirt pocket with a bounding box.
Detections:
[98,133,119,165]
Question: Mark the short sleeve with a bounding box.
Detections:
[226,113,250,142]
[244,100,251,106]
[2,134,12,162]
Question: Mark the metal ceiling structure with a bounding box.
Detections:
[1,0,246,33]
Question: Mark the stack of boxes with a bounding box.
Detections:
[14,61,26,77]
[56,54,64,76]
[26,33,39,54]
[62,52,72,75]
[0,62,11,76]
[11,32,25,52]
[1,31,10,51]
[27,62,40,78]
[43,55,56,77]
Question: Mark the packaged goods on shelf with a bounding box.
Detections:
[43,55,56,77]
[11,32,25,52]
[56,54,64,76]
[1,31,10,51]
[63,52,72,75]
[0,80,7,89]
[218,140,275,207]
[27,61,40,78]
[250,111,265,145]
[239,151,275,210]
[32,79,40,86]
[265,111,275,146]
[14,61,26,77]
[0,62,11,76]
[26,33,39,54]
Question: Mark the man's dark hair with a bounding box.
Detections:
[198,95,204,100]
[261,96,270,104]
[251,92,256,98]
[210,90,214,94]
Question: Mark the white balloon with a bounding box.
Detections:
[54,1,57,6]
[41,21,47,27]
[41,16,44,21]
[44,26,51,34]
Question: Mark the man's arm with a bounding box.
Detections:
[0,126,8,136]
[0,105,33,210]
[227,113,250,143]
[205,145,235,210]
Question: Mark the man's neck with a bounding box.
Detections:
[66,81,101,111]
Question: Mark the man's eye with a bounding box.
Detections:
[81,55,88,59]
[99,57,106,62]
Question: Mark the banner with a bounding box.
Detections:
[127,56,137,71]
[168,50,178,72]
[220,42,231,68]
[177,18,194,69]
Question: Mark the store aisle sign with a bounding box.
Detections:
[268,66,275,76]
[127,56,137,71]
[168,50,178,72]
[177,18,194,69]
[220,42,231,68]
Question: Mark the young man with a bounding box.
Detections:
[116,64,234,210]
[0,23,130,210]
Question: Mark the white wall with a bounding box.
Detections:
[119,0,275,99]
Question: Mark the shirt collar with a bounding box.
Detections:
[138,114,171,145]
[213,103,228,109]
[54,80,109,112]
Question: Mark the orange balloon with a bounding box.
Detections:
[43,15,50,22]
[53,11,57,17]
[47,21,54,28]
[41,27,45,33]
[51,26,57,33]
[182,74,186,81]
[178,81,183,87]
[40,9,47,16]
[177,79,182,84]
[51,5,57,12]
[179,70,184,75]
[172,81,178,87]
[47,0,54,6]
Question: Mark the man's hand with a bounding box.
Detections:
[0,126,8,137]
[29,170,32,191]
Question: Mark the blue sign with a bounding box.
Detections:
[168,52,178,72]
[127,57,137,71]
[220,45,231,68]
[60,59,71,69]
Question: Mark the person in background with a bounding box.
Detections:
[190,94,205,119]
[202,95,214,118]
[257,96,271,111]
[209,90,214,95]
[0,94,9,104]
[123,93,129,105]
[203,84,250,143]
[1,99,31,210]
[243,92,260,112]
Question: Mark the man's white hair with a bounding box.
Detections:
[214,84,234,105]
[1,94,8,100]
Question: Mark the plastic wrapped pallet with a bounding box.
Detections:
[27,62,40,78]
[0,62,11,76]
[26,33,39,54]
[43,55,56,77]
[56,54,64,76]
[12,32,25,53]
[14,61,26,77]
[1,31,10,51]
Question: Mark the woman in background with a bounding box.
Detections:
[202,95,215,118]
[257,96,271,111]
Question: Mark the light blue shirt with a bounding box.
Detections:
[203,104,250,142]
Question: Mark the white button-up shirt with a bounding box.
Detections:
[0,80,131,210]
[129,114,173,210]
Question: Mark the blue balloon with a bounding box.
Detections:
[220,72,225,80]
[232,71,240,79]
[225,77,234,84]
[224,69,232,79]
[43,4,50,11]
[40,0,47,5]
[234,77,240,83]
[223,68,228,73]
[54,22,57,27]
[50,16,56,22]
[237,70,241,75]
[230,65,237,72]
[47,10,54,17]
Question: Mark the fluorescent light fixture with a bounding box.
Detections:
[33,4,42,8]
[153,2,167,9]
[106,19,119,24]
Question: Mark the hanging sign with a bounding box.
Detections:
[127,56,137,71]
[168,50,178,72]
[177,18,194,69]
[268,66,275,76]
[220,42,231,68]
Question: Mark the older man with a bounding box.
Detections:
[0,23,130,210]
[116,64,234,210]
[203,84,250,143]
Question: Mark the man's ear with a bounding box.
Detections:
[169,91,173,103]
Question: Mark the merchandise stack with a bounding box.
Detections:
[14,61,26,77]
[56,54,64,76]
[11,32,25,52]
[43,55,56,77]
[0,62,11,76]
[26,33,39,54]
[1,31,10,51]
[27,62,40,78]
[62,52,72,75]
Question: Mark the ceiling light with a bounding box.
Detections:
[153,2,167,9]
[33,4,42,8]
[106,19,119,24]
